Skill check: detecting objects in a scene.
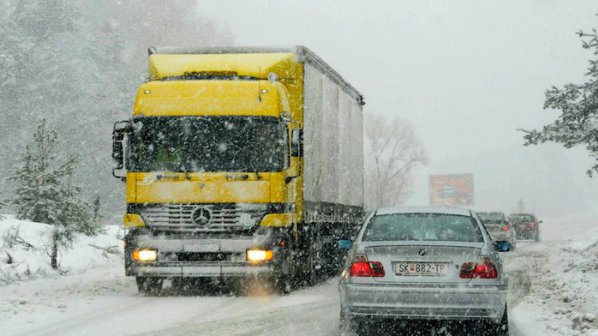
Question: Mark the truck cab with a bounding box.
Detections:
[113,47,364,294]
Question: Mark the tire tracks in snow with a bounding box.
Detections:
[138,300,338,336]
[10,296,158,336]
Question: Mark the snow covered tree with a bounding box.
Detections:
[8,120,99,269]
[0,0,233,223]
[364,114,429,208]
[522,28,598,176]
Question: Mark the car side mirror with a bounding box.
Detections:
[538,220,543,224]
[338,239,353,251]
[494,241,511,252]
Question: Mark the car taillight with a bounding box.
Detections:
[501,224,510,231]
[459,258,498,279]
[349,256,385,277]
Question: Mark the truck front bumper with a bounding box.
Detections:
[129,263,272,278]
[124,229,279,278]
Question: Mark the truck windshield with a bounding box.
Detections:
[129,116,288,172]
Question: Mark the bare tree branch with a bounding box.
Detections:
[364,114,429,208]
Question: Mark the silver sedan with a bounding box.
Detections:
[339,207,509,335]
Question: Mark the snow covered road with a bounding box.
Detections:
[0,267,341,336]
[0,250,538,336]
[1,214,596,336]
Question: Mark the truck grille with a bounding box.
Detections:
[138,203,266,232]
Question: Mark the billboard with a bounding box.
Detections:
[429,174,475,207]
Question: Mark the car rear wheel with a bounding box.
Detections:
[486,305,509,336]
[534,231,540,242]
[338,313,351,336]
[339,314,367,336]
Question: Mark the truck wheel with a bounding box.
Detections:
[136,276,163,295]
[303,263,318,287]
[277,252,296,294]
[275,275,292,294]
[171,277,189,293]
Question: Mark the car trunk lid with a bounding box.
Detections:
[363,241,484,283]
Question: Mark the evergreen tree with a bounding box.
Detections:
[522,28,598,175]
[0,0,233,221]
[8,120,100,269]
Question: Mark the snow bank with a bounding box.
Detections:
[507,220,598,336]
[0,214,124,285]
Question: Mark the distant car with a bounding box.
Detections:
[508,213,541,241]
[478,212,517,251]
[339,206,509,336]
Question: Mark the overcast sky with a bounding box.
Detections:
[197,0,598,217]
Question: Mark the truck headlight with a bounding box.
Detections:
[246,249,273,263]
[132,248,158,262]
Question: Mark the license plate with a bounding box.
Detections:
[395,262,448,276]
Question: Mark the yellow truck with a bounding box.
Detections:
[112,46,365,294]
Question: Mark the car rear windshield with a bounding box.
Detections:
[362,213,484,243]
[509,214,536,222]
[478,212,505,222]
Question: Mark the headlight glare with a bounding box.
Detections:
[246,249,273,263]
[132,248,157,262]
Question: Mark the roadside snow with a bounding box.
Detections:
[0,215,124,286]
[505,216,598,336]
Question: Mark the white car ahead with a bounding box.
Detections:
[339,206,509,336]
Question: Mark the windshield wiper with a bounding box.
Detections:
[173,152,191,180]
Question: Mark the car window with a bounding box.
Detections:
[362,213,484,243]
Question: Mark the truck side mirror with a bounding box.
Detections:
[112,120,131,181]
[291,128,303,157]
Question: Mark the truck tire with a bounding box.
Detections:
[136,276,163,295]
[278,257,295,294]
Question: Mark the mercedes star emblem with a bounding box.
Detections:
[192,207,211,226]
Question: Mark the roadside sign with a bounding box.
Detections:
[429,174,474,207]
